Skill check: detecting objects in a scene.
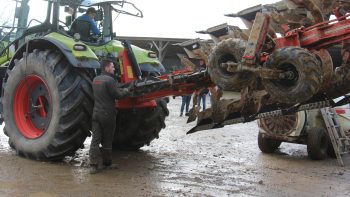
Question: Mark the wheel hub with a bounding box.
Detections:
[13,75,52,139]
[260,114,298,136]
[30,83,50,130]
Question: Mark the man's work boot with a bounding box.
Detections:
[103,162,118,170]
[89,164,100,174]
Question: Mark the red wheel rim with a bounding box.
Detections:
[13,75,52,139]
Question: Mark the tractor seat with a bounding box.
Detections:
[69,19,92,42]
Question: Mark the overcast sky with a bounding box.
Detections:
[0,0,279,39]
[114,0,279,39]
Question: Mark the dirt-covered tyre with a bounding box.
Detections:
[113,98,169,150]
[262,47,322,104]
[208,38,254,91]
[2,49,94,161]
[327,142,336,158]
[307,127,329,160]
[258,133,282,153]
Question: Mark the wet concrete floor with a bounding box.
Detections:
[0,97,350,196]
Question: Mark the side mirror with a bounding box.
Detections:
[65,16,72,27]
[95,10,104,22]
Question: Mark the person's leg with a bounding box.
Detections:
[202,94,206,110]
[180,96,186,116]
[100,111,117,167]
[197,95,201,107]
[89,116,102,174]
[89,120,102,166]
[209,91,213,107]
[185,96,191,113]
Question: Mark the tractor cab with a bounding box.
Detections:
[59,0,143,45]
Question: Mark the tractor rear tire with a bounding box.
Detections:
[208,38,254,91]
[307,127,329,160]
[258,133,282,153]
[113,98,169,151]
[2,49,94,161]
[262,47,322,104]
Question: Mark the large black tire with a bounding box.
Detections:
[262,47,322,104]
[258,133,282,153]
[208,38,254,91]
[307,127,329,160]
[2,49,94,161]
[113,98,169,150]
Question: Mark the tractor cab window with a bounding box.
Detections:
[58,6,74,32]
[27,1,49,28]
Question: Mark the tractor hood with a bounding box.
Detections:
[89,39,165,74]
[89,40,162,65]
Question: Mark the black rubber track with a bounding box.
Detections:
[257,133,282,153]
[262,47,322,104]
[2,49,94,161]
[113,98,169,151]
[208,38,254,91]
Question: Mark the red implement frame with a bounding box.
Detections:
[275,14,350,50]
[117,48,212,109]
[117,15,350,110]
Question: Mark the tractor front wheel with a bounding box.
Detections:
[113,99,169,150]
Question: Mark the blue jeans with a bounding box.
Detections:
[181,95,192,114]
[197,94,206,110]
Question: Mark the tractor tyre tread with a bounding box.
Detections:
[208,38,254,91]
[262,47,322,104]
[113,98,169,151]
[307,127,329,160]
[2,49,93,161]
[258,133,282,153]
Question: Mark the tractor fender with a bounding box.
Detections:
[8,37,100,70]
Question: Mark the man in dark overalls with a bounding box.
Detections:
[89,60,132,174]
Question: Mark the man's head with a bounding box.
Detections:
[100,60,115,74]
[86,7,97,19]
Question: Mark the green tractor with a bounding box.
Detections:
[0,0,169,161]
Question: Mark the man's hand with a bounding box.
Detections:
[125,80,137,91]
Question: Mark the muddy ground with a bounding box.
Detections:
[0,97,350,197]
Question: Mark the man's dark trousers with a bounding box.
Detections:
[89,109,116,166]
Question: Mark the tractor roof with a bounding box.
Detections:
[80,0,126,7]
